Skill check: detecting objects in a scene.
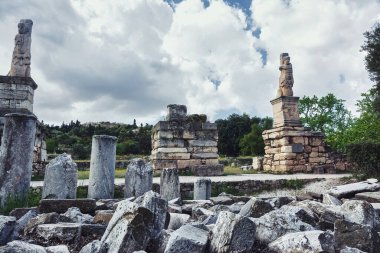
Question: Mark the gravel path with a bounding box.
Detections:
[30,173,351,187]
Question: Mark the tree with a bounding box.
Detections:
[239,117,273,156]
[298,94,353,150]
[362,23,380,113]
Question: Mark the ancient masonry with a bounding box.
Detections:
[262,53,334,173]
[151,105,224,176]
[0,19,47,169]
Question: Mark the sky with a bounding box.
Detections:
[0,0,379,125]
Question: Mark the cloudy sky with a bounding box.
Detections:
[0,0,379,125]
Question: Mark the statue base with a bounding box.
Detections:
[271,96,302,128]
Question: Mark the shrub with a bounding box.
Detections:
[347,143,380,179]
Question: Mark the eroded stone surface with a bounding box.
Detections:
[160,168,180,201]
[194,178,211,200]
[60,207,93,224]
[0,240,46,253]
[164,224,209,253]
[36,223,81,244]
[125,158,153,198]
[327,179,380,198]
[0,215,16,246]
[42,153,77,199]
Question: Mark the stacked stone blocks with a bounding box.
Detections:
[151,105,223,176]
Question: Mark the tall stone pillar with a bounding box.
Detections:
[88,135,117,199]
[194,178,212,200]
[0,113,37,208]
[160,168,180,201]
[124,158,153,198]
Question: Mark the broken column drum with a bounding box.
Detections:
[160,168,180,201]
[194,178,212,200]
[0,113,37,208]
[88,135,117,199]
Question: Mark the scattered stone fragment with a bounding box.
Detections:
[39,199,96,214]
[192,206,214,220]
[334,219,380,253]
[81,224,106,237]
[268,230,335,253]
[164,224,209,253]
[36,223,81,244]
[99,200,153,252]
[251,205,316,244]
[209,195,234,205]
[45,245,70,253]
[355,191,380,203]
[210,211,256,253]
[9,207,37,220]
[160,168,180,201]
[24,212,59,235]
[79,240,101,253]
[341,200,376,228]
[146,229,172,253]
[134,190,169,238]
[11,209,38,239]
[0,240,46,253]
[327,179,380,198]
[239,197,274,218]
[340,247,367,253]
[266,196,296,208]
[168,213,191,230]
[60,207,93,224]
[0,215,16,246]
[92,210,114,225]
[323,193,342,206]
[168,197,182,206]
[42,153,77,199]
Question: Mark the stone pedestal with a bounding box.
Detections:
[42,153,78,199]
[124,158,153,198]
[271,96,302,128]
[151,105,223,176]
[88,135,117,199]
[160,168,180,201]
[0,113,37,208]
[194,178,212,200]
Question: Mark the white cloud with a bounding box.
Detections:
[0,0,378,125]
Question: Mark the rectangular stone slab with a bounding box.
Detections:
[39,199,96,214]
[355,191,380,203]
[327,181,380,198]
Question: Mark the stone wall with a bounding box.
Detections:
[262,126,334,173]
[151,105,223,176]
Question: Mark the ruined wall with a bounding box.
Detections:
[151,105,223,176]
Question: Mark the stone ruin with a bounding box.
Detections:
[0,19,47,176]
[262,53,334,173]
[151,104,224,176]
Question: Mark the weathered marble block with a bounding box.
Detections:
[42,153,77,199]
[160,168,180,201]
[88,135,117,199]
[124,158,153,198]
[194,178,212,200]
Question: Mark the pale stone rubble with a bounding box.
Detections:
[262,53,335,173]
[0,179,379,252]
[151,104,223,176]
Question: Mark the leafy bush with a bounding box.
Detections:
[347,143,380,179]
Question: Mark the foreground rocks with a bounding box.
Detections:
[1,179,380,252]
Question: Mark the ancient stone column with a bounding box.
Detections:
[88,135,117,199]
[42,153,78,199]
[0,113,37,208]
[194,178,212,200]
[160,168,180,201]
[125,158,153,198]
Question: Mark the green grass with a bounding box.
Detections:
[0,191,41,215]
[77,168,126,180]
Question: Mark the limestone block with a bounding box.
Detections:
[167,213,191,230]
[154,147,188,153]
[0,240,46,252]
[125,158,153,198]
[0,113,37,208]
[195,130,218,140]
[152,139,185,149]
[36,223,81,244]
[312,147,319,152]
[164,224,209,253]
[280,144,304,153]
[327,179,380,198]
[191,153,219,159]
[166,104,187,121]
[310,137,323,146]
[42,153,77,199]
[268,131,281,139]
[291,136,305,144]
[281,153,297,160]
[152,152,190,160]
[252,156,264,170]
[100,201,153,252]
[266,148,280,154]
[189,146,218,153]
[160,168,180,201]
[60,207,93,224]
[304,145,312,153]
[309,157,326,164]
[152,160,177,170]
[188,140,217,147]
[88,135,117,199]
[194,178,212,200]
[280,160,294,165]
[0,216,16,246]
[319,146,325,152]
[210,211,256,253]
[309,152,319,158]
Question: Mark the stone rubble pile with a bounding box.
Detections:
[0,178,379,252]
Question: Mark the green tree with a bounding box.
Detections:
[239,117,273,156]
[362,23,380,113]
[298,93,353,150]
